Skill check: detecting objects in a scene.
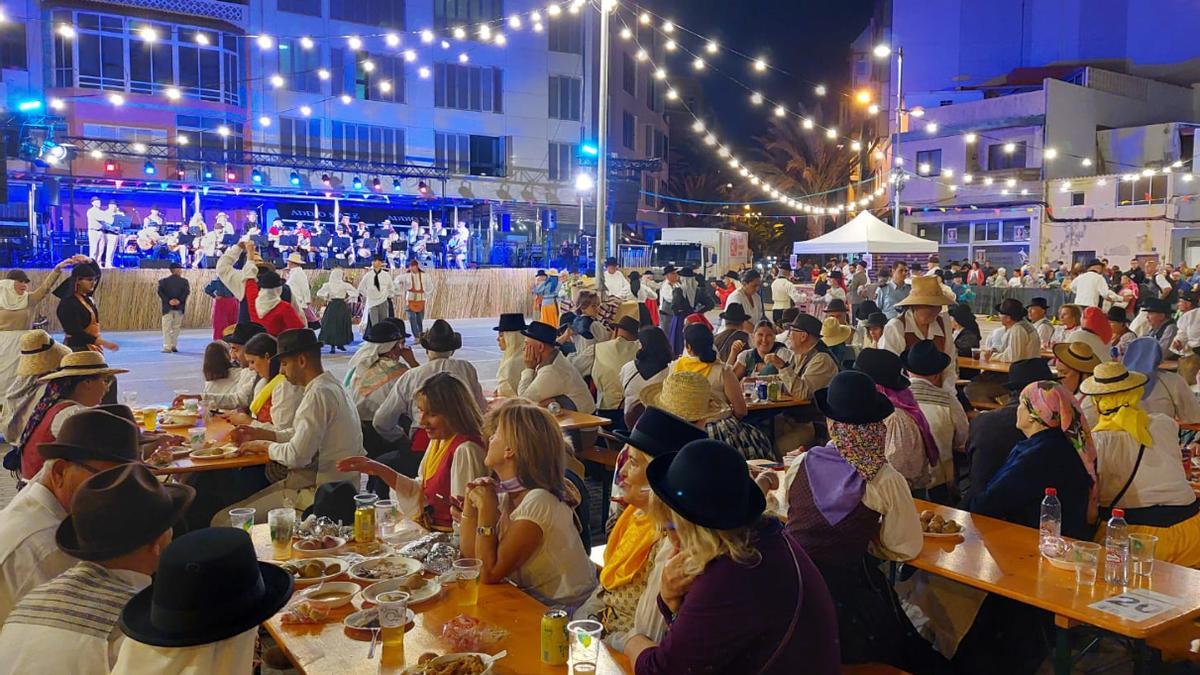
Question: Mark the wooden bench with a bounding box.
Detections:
[1146,619,1200,663]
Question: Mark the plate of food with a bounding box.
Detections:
[342,607,415,638]
[293,535,346,559]
[297,581,359,610]
[279,558,346,587]
[348,556,423,583]
[158,410,200,429]
[403,652,498,675]
[362,573,442,606]
[188,444,239,461]
[919,510,963,538]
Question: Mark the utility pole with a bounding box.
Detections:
[594,0,611,296]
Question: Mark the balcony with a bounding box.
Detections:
[82,0,247,27]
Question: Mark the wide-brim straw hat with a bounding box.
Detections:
[820,317,854,347]
[1080,361,1147,396]
[896,276,950,307]
[641,371,729,423]
[40,350,128,381]
[1053,341,1101,374]
[16,330,70,377]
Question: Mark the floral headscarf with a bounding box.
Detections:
[828,419,888,480]
[1020,380,1097,483]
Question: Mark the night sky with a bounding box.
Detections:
[649,0,878,149]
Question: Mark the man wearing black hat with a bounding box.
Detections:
[1026,297,1054,349]
[592,316,641,427]
[1142,297,1178,358]
[0,464,192,674]
[775,313,838,402]
[517,321,595,414]
[988,298,1039,363]
[156,262,190,353]
[603,257,632,300]
[904,340,967,502]
[0,406,143,623]
[656,265,679,334]
[356,256,395,336]
[230,329,365,522]
[1170,290,1200,382]
[715,302,753,363]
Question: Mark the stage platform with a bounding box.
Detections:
[6,267,537,332]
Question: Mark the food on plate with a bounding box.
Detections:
[279,601,330,625]
[919,510,961,534]
[309,590,352,602]
[349,557,421,581]
[407,654,488,675]
[295,535,342,551]
[281,559,342,580]
[396,573,428,593]
[146,449,174,468]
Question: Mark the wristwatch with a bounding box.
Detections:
[476,524,497,537]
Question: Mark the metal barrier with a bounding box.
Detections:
[960,286,1072,315]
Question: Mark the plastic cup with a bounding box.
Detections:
[1130,533,1158,576]
[120,390,138,408]
[567,619,603,666]
[971,348,982,360]
[374,499,399,541]
[267,508,296,561]
[1073,541,1102,586]
[187,427,206,451]
[377,590,410,667]
[453,558,482,606]
[228,507,256,532]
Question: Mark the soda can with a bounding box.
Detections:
[767,380,782,401]
[756,381,768,402]
[540,608,569,665]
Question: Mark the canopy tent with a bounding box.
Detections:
[792,211,938,255]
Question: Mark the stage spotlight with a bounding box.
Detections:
[352,176,363,190]
[176,166,186,179]
[251,169,264,184]
[393,179,403,192]
[321,174,332,187]
[226,169,237,181]
[289,172,301,186]
[371,177,382,191]
[143,161,156,175]
[105,161,118,174]
[202,165,215,180]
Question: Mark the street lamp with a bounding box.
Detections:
[874,43,903,229]
[575,172,594,246]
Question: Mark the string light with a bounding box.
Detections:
[255,34,272,49]
[635,48,647,61]
[362,60,375,72]
[639,12,651,24]
[217,125,231,137]
[750,92,763,105]
[404,49,417,62]
[108,93,124,106]
[317,68,331,80]
[458,52,470,63]
[194,32,210,45]
[419,66,431,78]
[340,94,352,104]
[753,59,767,72]
[662,20,675,33]
[706,40,719,54]
[48,98,65,111]
[258,115,271,127]
[299,105,312,116]
[56,24,75,38]
[269,74,285,88]
[420,29,434,43]
[300,36,314,50]
[508,15,522,28]
[620,26,632,39]
[138,26,159,42]
[814,84,826,96]
[164,87,181,101]
[385,33,400,47]
[964,133,977,144]
[692,57,704,70]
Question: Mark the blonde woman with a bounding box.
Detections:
[493,313,526,397]
[460,402,596,607]
[623,439,839,673]
[338,373,487,531]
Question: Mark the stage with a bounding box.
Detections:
[6,266,538,333]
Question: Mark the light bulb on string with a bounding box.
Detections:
[750,92,763,105]
[546,5,561,17]
[165,87,181,101]
[195,32,210,45]
[258,116,271,127]
[385,33,400,47]
[362,60,376,72]
[441,40,451,49]
[404,49,417,62]
[420,29,434,43]
[340,94,352,104]
[532,22,543,32]
[825,127,837,139]
[419,66,431,78]
[963,133,977,144]
[620,27,632,39]
[774,105,786,117]
[691,120,705,133]
[692,57,705,70]
[706,40,719,54]
[256,34,273,49]
[662,20,675,33]
[478,25,491,41]
[801,118,814,130]
[453,26,466,39]
[270,74,285,88]
[299,105,312,117]
[347,35,364,50]
[635,48,647,61]
[654,67,666,80]
[639,12,651,24]
[138,26,159,42]
[664,39,676,51]
[814,84,826,96]
[458,53,470,63]
[850,140,862,151]
[57,24,75,39]
[300,36,314,50]
[318,68,330,80]
[753,59,767,72]
[509,15,522,28]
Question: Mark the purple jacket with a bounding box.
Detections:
[635,520,840,674]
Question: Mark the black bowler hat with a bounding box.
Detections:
[615,316,641,337]
[995,298,1027,319]
[168,262,182,271]
[719,302,751,324]
[40,405,143,466]
[224,322,267,346]
[493,313,527,332]
[1028,297,1049,310]
[57,464,194,562]
[572,315,596,340]
[646,439,765,530]
[662,265,677,275]
[786,313,823,338]
[605,257,619,267]
[535,269,547,278]
[1106,306,1129,323]
[1086,258,1105,269]
[257,269,284,290]
[902,339,951,377]
[723,271,740,281]
[815,370,894,425]
[119,528,294,647]
[1006,357,1057,391]
[522,321,558,346]
[678,267,696,278]
[949,303,979,333]
[853,348,910,390]
[610,407,707,458]
[420,319,463,352]
[381,317,410,339]
[364,321,404,344]
[1182,290,1199,305]
[825,298,848,314]
[276,328,321,357]
[1142,297,1172,314]
[866,312,888,329]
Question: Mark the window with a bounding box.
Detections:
[622,112,636,150]
[622,53,635,95]
[434,63,503,112]
[916,149,942,176]
[128,23,174,94]
[549,142,576,182]
[549,75,581,121]
[331,0,404,27]
[435,132,506,176]
[643,173,657,208]
[278,0,321,16]
[175,116,244,163]
[986,141,1026,171]
[645,71,658,112]
[434,0,502,30]
[279,117,322,157]
[281,40,322,94]
[356,53,405,103]
[1070,191,1085,206]
[643,125,652,157]
[1118,174,1169,206]
[973,221,1002,242]
[0,24,27,69]
[331,122,405,163]
[1003,220,1030,242]
[548,13,582,54]
[654,130,667,159]
[82,124,169,144]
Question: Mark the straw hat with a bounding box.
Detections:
[39,351,129,382]
[640,371,729,423]
[1079,361,1147,396]
[896,276,950,307]
[820,317,853,347]
[1053,341,1101,374]
[16,330,70,377]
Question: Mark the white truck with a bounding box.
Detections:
[650,228,751,278]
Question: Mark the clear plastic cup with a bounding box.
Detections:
[267,508,296,561]
[374,499,399,541]
[567,619,603,667]
[452,558,482,606]
[1130,533,1158,576]
[228,507,256,532]
[1073,541,1102,586]
[377,591,409,666]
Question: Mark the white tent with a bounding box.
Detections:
[792,211,938,255]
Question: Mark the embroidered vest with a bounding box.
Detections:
[421,435,483,530]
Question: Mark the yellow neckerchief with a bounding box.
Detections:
[600,507,660,590]
[672,354,714,377]
[419,434,458,483]
[1093,387,1153,447]
[249,374,284,416]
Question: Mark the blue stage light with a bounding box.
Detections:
[289,172,301,186]
[143,161,156,175]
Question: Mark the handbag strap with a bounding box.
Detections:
[757,532,805,675]
[1109,444,1146,509]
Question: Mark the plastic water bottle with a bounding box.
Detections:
[1105,508,1130,586]
[1038,487,1061,554]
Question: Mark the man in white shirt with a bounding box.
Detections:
[100,201,122,269]
[230,329,364,521]
[285,253,312,321]
[0,406,142,623]
[879,277,958,390]
[903,340,968,501]
[988,299,1041,362]
[393,258,428,339]
[1071,259,1123,308]
[1027,297,1055,349]
[0,464,190,675]
[373,319,486,443]
[769,267,795,324]
[592,317,640,423]
[603,257,632,300]
[1170,291,1200,357]
[517,321,596,414]
[357,256,394,335]
[85,197,111,265]
[721,269,764,330]
[657,266,680,332]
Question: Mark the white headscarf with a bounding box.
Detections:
[345,339,398,380]
[495,331,525,397]
[0,279,28,312]
[254,287,284,318]
[110,628,256,675]
[318,269,356,300]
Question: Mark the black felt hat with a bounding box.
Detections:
[1106,306,1129,323]
[522,321,558,346]
[902,339,951,377]
[719,302,751,324]
[866,312,888,329]
[276,328,321,357]
[1028,297,1049,310]
[364,321,405,343]
[57,464,193,561]
[786,313,823,338]
[1006,357,1058,391]
[610,407,707,458]
[40,405,143,466]
[493,313,527,332]
[419,319,463,351]
[646,439,765,530]
[995,298,1028,320]
[825,298,848,313]
[1142,298,1172,314]
[224,322,267,346]
[814,370,894,425]
[853,348,910,390]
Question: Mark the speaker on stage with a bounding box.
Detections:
[41,177,60,206]
[610,179,640,223]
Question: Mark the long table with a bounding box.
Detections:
[150,417,272,475]
[910,500,1200,674]
[746,395,809,412]
[960,355,1179,374]
[249,525,630,674]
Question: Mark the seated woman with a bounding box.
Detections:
[782,370,945,673]
[460,402,597,608]
[220,333,301,434]
[732,320,788,379]
[1081,362,1200,567]
[493,313,527,398]
[200,342,243,408]
[670,323,747,417]
[1,330,69,445]
[853,349,939,489]
[644,371,776,461]
[623,438,840,674]
[1051,341,1102,426]
[1122,337,1200,424]
[857,312,888,351]
[949,303,981,357]
[337,373,487,531]
[1108,306,1135,358]
[343,320,416,421]
[619,326,672,429]
[820,316,855,370]
[1069,306,1114,363]
[575,407,706,648]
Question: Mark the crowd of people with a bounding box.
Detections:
[0,244,1195,673]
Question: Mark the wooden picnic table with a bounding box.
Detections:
[152,416,271,475]
[956,357,1016,373]
[909,499,1200,674]
[248,525,631,675]
[556,409,613,432]
[745,395,809,412]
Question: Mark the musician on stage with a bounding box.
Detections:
[195,227,220,268]
[214,212,235,237]
[145,207,164,228]
[136,219,161,257]
[331,221,354,266]
[241,210,258,235]
[85,196,108,263]
[407,221,428,266]
[447,223,469,270]
[167,221,194,267]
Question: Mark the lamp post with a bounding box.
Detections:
[594,0,613,296]
[873,43,903,229]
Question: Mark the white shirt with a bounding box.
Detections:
[657,280,678,312]
[770,277,795,309]
[518,352,596,414]
[286,267,311,311]
[85,206,110,232]
[390,439,487,519]
[357,269,394,310]
[721,288,764,330]
[112,627,257,675]
[373,358,486,441]
[203,367,256,411]
[249,377,303,438]
[880,313,957,389]
[394,270,427,304]
[592,338,639,410]
[1031,317,1055,349]
[0,483,74,624]
[604,270,632,300]
[267,371,364,486]
[201,371,243,408]
[1070,271,1121,308]
[1142,371,1200,423]
[619,361,668,415]
[500,489,597,607]
[1173,307,1200,354]
[1093,413,1195,509]
[995,320,1041,362]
